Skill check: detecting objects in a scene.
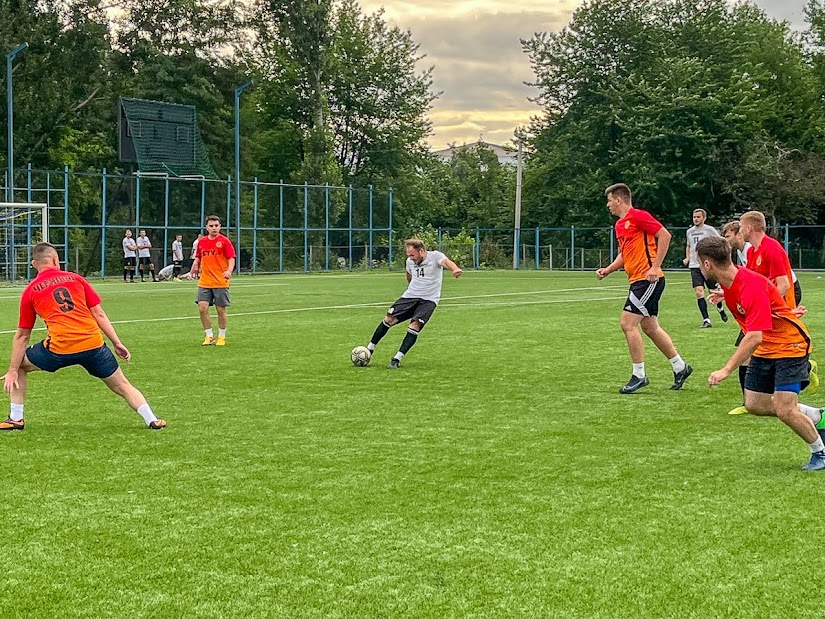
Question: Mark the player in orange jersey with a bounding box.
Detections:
[595,183,693,394]
[0,243,165,431]
[189,215,236,346]
[698,236,824,471]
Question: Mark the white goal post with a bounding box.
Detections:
[0,202,49,282]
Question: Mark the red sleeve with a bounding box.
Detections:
[80,277,101,308]
[223,237,236,259]
[17,287,36,329]
[631,209,663,235]
[740,283,773,333]
[764,243,790,281]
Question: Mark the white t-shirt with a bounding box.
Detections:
[136,236,152,258]
[172,240,184,261]
[122,236,136,258]
[686,224,721,268]
[191,238,200,260]
[157,265,174,280]
[403,250,448,304]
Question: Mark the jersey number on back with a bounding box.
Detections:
[53,287,75,312]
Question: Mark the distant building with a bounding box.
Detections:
[433,142,518,166]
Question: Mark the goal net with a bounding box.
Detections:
[0,203,49,282]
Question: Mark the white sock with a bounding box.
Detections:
[669,355,686,373]
[10,403,24,422]
[809,437,825,454]
[798,404,823,426]
[367,343,375,352]
[218,328,227,337]
[137,403,158,425]
[394,352,405,361]
[632,363,645,378]
[205,328,214,338]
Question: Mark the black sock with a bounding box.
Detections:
[123,268,128,281]
[698,298,709,320]
[717,302,725,312]
[173,266,181,277]
[399,328,419,355]
[370,320,392,346]
[739,365,748,396]
[151,269,157,280]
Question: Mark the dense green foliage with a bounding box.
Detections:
[523,0,825,228]
[2,0,825,232]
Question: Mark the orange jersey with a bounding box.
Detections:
[723,266,810,359]
[196,234,236,288]
[615,207,664,283]
[747,235,796,309]
[18,268,105,354]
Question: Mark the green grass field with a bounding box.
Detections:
[0,269,823,618]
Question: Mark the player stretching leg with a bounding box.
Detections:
[0,243,165,431]
[364,239,462,369]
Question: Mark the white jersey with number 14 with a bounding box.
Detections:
[403,250,447,304]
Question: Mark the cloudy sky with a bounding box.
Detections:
[358,0,809,149]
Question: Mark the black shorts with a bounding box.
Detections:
[745,355,811,394]
[26,342,119,379]
[173,260,183,268]
[794,280,802,306]
[624,278,666,317]
[124,256,136,267]
[139,256,152,266]
[387,297,437,327]
[690,267,718,290]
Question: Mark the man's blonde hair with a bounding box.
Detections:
[739,210,766,232]
[605,183,631,203]
[405,239,426,251]
[721,221,740,235]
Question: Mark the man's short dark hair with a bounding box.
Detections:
[696,236,732,266]
[605,183,632,203]
[206,215,221,224]
[32,243,57,264]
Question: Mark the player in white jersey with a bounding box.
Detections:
[122,229,137,283]
[363,238,462,369]
[136,229,157,282]
[683,209,727,327]
[171,234,184,280]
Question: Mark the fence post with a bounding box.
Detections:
[514,227,520,270]
[348,185,353,272]
[570,225,575,271]
[199,178,206,230]
[535,227,540,270]
[368,184,373,271]
[324,184,330,272]
[388,187,393,270]
[225,175,231,226]
[303,181,309,273]
[438,227,442,252]
[549,244,553,270]
[26,163,32,279]
[135,173,141,233]
[252,177,258,274]
[475,227,480,269]
[63,166,69,270]
[163,175,170,269]
[609,226,614,260]
[279,180,284,273]
[784,223,789,255]
[102,168,107,278]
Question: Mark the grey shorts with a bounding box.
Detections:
[196,287,231,307]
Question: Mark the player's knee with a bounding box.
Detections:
[410,320,424,332]
[385,315,398,326]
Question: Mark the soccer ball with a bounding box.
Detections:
[351,345,371,367]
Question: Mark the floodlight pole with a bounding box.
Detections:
[234,80,253,275]
[513,138,523,270]
[6,43,28,203]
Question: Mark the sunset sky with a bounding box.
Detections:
[358,0,810,149]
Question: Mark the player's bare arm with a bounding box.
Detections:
[442,258,462,278]
[708,331,762,386]
[406,272,412,283]
[596,253,624,280]
[683,238,690,266]
[646,227,671,281]
[190,258,201,278]
[2,327,33,393]
[774,274,791,297]
[223,258,235,280]
[90,305,130,361]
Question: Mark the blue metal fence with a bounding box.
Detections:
[3,167,825,279]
